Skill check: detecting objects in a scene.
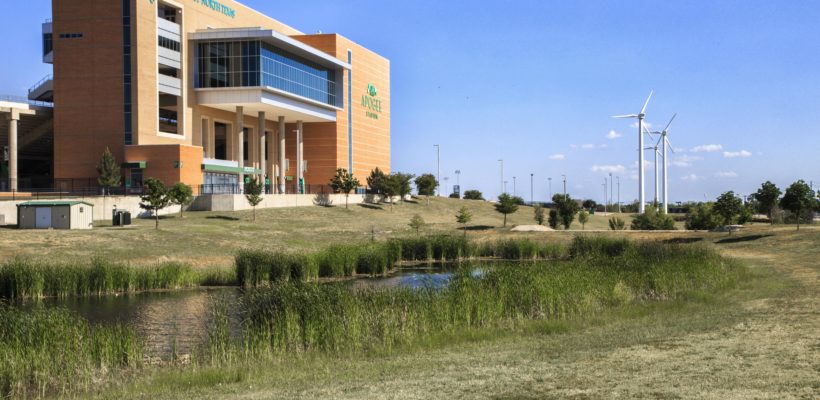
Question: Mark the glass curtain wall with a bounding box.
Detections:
[197,41,337,107]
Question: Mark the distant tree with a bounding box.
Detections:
[243,177,264,222]
[448,192,460,199]
[684,203,721,231]
[494,193,519,227]
[737,203,755,225]
[139,178,170,230]
[582,199,597,211]
[96,147,121,195]
[752,181,782,224]
[380,174,400,211]
[168,182,194,218]
[414,173,438,205]
[578,210,589,230]
[714,191,744,227]
[463,190,484,201]
[409,214,425,234]
[329,168,360,209]
[533,204,545,225]
[609,216,626,230]
[631,207,676,230]
[548,209,559,229]
[512,196,526,206]
[552,194,580,230]
[455,206,473,236]
[779,180,815,231]
[391,172,415,203]
[367,167,387,195]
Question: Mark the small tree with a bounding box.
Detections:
[367,167,387,195]
[548,209,559,229]
[714,191,743,228]
[609,217,626,230]
[455,206,473,236]
[578,210,589,230]
[752,181,782,224]
[409,214,425,234]
[392,172,415,203]
[168,182,193,218]
[533,204,545,225]
[582,199,597,211]
[780,180,814,231]
[448,192,460,199]
[552,194,580,230]
[96,147,121,195]
[684,203,721,231]
[414,174,438,205]
[139,178,170,230]
[329,168,361,209]
[381,174,400,211]
[463,190,484,200]
[631,208,676,230]
[494,193,519,227]
[244,177,264,221]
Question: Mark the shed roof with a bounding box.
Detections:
[17,201,93,207]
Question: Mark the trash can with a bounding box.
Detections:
[113,209,121,226]
[120,211,131,226]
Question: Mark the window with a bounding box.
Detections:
[158,36,180,52]
[130,170,143,187]
[214,122,227,160]
[58,33,83,39]
[243,128,250,162]
[43,33,53,55]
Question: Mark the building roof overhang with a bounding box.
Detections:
[195,87,338,123]
[189,28,350,71]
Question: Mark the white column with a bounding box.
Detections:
[258,111,266,191]
[8,112,18,191]
[296,120,304,193]
[278,116,286,194]
[236,106,244,190]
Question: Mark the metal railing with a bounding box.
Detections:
[0,95,54,108]
[28,75,53,94]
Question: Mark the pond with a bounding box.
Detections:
[23,265,461,359]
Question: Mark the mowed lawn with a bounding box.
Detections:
[0,197,650,267]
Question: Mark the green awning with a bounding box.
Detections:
[122,161,148,169]
[202,164,262,175]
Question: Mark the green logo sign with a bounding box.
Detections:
[362,83,382,120]
[193,0,237,19]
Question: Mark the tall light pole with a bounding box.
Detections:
[609,172,613,210]
[444,176,449,196]
[498,159,504,195]
[513,176,517,196]
[434,144,440,197]
[617,176,621,213]
[504,180,508,194]
[562,174,567,196]
[603,179,608,213]
[548,177,552,200]
[530,173,534,204]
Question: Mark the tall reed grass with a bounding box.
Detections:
[0,304,143,398]
[224,239,743,356]
[0,258,233,300]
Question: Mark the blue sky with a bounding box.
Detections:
[1,0,818,203]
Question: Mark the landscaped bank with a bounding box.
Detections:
[0,236,747,398]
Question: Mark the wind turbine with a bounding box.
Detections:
[658,114,677,213]
[644,130,662,208]
[613,91,653,213]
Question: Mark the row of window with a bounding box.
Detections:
[158,36,180,52]
[58,33,83,39]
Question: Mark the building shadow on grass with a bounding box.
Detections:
[206,215,241,221]
[358,203,384,210]
[714,234,773,244]
[466,225,495,231]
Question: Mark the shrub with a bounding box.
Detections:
[684,203,721,231]
[631,208,676,230]
[463,190,484,200]
[608,217,626,230]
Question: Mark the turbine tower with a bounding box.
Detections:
[658,114,676,213]
[613,91,653,213]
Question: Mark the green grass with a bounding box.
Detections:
[0,258,235,300]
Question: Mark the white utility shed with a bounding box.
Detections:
[16,201,94,230]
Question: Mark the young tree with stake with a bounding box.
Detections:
[168,182,193,218]
[414,174,438,205]
[244,177,264,221]
[409,214,425,234]
[139,178,170,230]
[780,180,815,231]
[455,206,473,236]
[329,168,360,209]
[495,193,519,227]
[96,147,121,196]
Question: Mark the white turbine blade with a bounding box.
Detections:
[655,135,663,147]
[663,113,677,133]
[640,90,654,115]
[666,137,676,154]
[612,114,638,119]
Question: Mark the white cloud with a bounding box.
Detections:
[599,144,609,149]
[723,150,752,158]
[606,130,622,139]
[581,144,596,150]
[548,154,565,160]
[715,171,738,178]
[681,174,700,182]
[691,144,723,153]
[671,155,702,168]
[591,164,626,174]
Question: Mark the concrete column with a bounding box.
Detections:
[7,112,18,191]
[236,106,244,190]
[265,117,275,194]
[208,120,215,159]
[296,120,304,193]
[258,111,266,191]
[278,116,286,194]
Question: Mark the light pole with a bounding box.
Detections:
[444,176,449,196]
[434,144,440,197]
[609,173,613,211]
[548,177,552,200]
[504,180,508,194]
[530,173,534,204]
[603,179,608,213]
[617,176,621,213]
[513,176,517,196]
[562,174,567,196]
[455,170,461,195]
[498,159,504,195]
